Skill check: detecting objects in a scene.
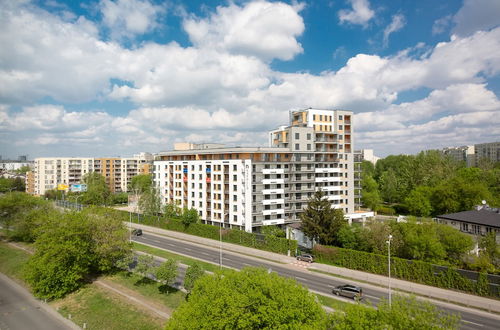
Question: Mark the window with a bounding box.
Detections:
[307,144,311,150]
[295,133,300,139]
[339,115,343,120]
[313,114,316,120]
[460,223,469,232]
[339,125,343,130]
[295,144,300,150]
[307,133,311,140]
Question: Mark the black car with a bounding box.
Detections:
[332,284,363,300]
[132,229,143,236]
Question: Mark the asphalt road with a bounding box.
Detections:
[0,273,77,330]
[133,232,500,330]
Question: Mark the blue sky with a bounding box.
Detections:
[1,0,499,158]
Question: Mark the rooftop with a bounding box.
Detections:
[437,209,500,228]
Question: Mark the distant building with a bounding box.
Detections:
[474,142,500,166]
[0,159,33,172]
[441,145,475,167]
[32,153,153,195]
[354,149,380,165]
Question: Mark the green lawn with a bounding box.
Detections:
[54,284,164,330]
[316,294,355,311]
[132,242,221,273]
[105,271,186,310]
[0,241,30,281]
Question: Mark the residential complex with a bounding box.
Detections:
[436,142,499,167]
[153,108,363,232]
[440,145,475,167]
[475,142,500,165]
[31,153,153,196]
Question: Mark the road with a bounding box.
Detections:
[0,273,78,330]
[133,232,500,330]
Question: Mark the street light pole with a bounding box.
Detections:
[220,212,228,270]
[387,234,393,307]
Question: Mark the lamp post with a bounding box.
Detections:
[386,234,393,307]
[75,195,81,211]
[220,212,228,270]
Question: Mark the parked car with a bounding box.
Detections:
[296,254,314,263]
[332,284,363,300]
[132,229,142,236]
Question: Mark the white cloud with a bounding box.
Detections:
[99,0,165,40]
[183,1,305,61]
[338,0,374,27]
[452,0,500,37]
[432,15,452,35]
[383,14,405,47]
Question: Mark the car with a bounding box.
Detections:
[296,254,314,263]
[332,284,363,300]
[132,228,142,236]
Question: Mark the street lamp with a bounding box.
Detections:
[220,212,229,270]
[75,195,81,211]
[386,234,393,307]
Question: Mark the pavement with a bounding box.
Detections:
[128,221,500,314]
[0,273,80,330]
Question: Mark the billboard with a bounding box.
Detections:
[57,184,69,191]
[70,184,87,192]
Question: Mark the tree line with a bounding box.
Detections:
[360,150,500,216]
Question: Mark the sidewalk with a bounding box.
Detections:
[129,222,500,314]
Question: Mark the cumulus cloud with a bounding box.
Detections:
[183,1,305,61]
[99,0,165,40]
[383,14,405,47]
[432,15,452,35]
[338,0,375,27]
[452,0,500,37]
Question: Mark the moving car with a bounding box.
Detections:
[132,228,142,236]
[296,254,314,263]
[332,284,363,300]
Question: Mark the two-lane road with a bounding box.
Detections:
[133,232,500,330]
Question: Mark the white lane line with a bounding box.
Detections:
[295,276,309,282]
[242,263,252,267]
[461,320,484,327]
[200,252,210,256]
[184,247,192,251]
[151,239,162,243]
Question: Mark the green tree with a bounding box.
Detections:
[139,187,162,217]
[0,192,46,232]
[260,225,286,238]
[329,295,460,329]
[166,267,326,329]
[81,172,111,205]
[24,212,95,299]
[43,189,63,200]
[181,208,200,227]
[129,174,152,193]
[155,259,178,287]
[15,165,32,175]
[164,202,182,219]
[435,224,474,263]
[135,254,155,276]
[0,177,25,192]
[183,264,206,292]
[479,232,500,269]
[300,190,347,245]
[405,186,433,217]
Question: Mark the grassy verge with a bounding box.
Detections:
[105,271,186,310]
[0,241,30,281]
[316,294,354,311]
[52,284,164,330]
[132,242,221,273]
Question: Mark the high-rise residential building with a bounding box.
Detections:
[154,108,361,232]
[32,153,152,196]
[474,142,500,165]
[440,145,475,166]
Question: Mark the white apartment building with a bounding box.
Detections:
[154,108,359,232]
[33,153,152,195]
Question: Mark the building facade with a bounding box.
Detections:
[440,145,475,166]
[154,108,357,232]
[32,153,152,195]
[474,142,500,165]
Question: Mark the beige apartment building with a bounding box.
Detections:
[32,153,153,195]
[153,108,365,232]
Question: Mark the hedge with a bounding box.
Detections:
[104,208,298,256]
[313,244,499,298]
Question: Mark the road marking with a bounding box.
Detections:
[295,276,309,282]
[462,320,484,327]
[184,247,192,251]
[151,239,161,243]
[200,252,210,256]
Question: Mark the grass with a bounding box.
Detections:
[0,241,30,281]
[105,271,186,310]
[316,294,355,311]
[53,284,164,330]
[132,242,221,273]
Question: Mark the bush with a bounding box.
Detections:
[313,244,498,298]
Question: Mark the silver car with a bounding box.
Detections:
[332,284,363,300]
[296,254,314,263]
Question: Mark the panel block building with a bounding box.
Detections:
[154,108,358,232]
[32,153,153,195]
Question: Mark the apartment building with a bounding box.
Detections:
[439,145,475,166]
[475,142,500,165]
[154,108,358,232]
[32,153,152,195]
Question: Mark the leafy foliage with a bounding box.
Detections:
[129,174,152,193]
[166,267,326,329]
[155,259,178,286]
[81,172,111,206]
[0,177,25,193]
[329,295,460,329]
[134,254,155,276]
[181,208,199,227]
[183,264,206,292]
